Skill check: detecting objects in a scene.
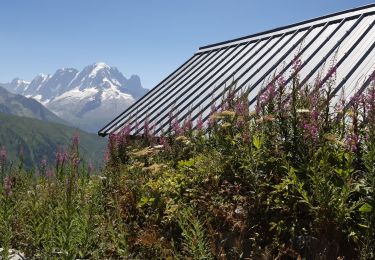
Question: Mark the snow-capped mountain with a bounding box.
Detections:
[2,62,148,132]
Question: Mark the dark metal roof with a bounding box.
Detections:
[98,4,375,137]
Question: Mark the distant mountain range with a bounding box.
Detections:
[2,62,148,132]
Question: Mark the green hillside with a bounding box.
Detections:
[0,112,107,167]
[0,86,69,125]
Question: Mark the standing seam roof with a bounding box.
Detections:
[99,4,375,137]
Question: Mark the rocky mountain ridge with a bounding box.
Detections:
[2,62,148,132]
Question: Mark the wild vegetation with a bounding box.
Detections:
[1,63,375,259]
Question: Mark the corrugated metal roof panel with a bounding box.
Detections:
[98,4,375,137]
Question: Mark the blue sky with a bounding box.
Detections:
[0,0,373,89]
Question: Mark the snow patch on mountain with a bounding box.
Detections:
[89,62,110,78]
[2,62,148,132]
[55,87,99,101]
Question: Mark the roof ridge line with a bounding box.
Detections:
[199,3,375,51]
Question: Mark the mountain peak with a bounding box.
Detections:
[11,78,30,85]
[89,62,111,78]
[94,62,110,68]
[37,73,50,79]
[2,63,148,132]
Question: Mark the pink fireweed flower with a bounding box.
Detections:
[352,92,363,105]
[0,146,7,163]
[255,97,262,116]
[183,115,193,133]
[103,150,110,163]
[365,87,375,122]
[72,132,80,147]
[208,103,218,129]
[159,135,171,151]
[302,121,319,141]
[235,99,248,117]
[46,168,54,179]
[311,109,319,121]
[41,158,47,168]
[236,118,245,129]
[277,74,286,89]
[3,176,13,197]
[143,117,150,137]
[88,161,94,176]
[314,74,323,88]
[119,123,131,140]
[346,133,359,153]
[196,113,204,130]
[326,65,337,79]
[116,123,132,148]
[259,83,276,106]
[170,117,182,135]
[242,130,250,144]
[292,56,302,72]
[107,132,119,162]
[72,157,80,168]
[40,158,48,176]
[57,150,68,166]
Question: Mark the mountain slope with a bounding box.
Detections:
[2,62,148,132]
[0,112,107,168]
[0,86,68,125]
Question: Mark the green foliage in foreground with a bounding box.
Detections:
[1,71,375,259]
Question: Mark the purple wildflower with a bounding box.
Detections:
[3,176,13,197]
[143,117,150,137]
[196,113,204,131]
[183,114,193,133]
[56,150,68,166]
[235,99,248,117]
[259,83,276,106]
[41,158,47,168]
[326,65,337,79]
[73,157,80,168]
[292,56,302,72]
[242,130,250,144]
[88,161,94,175]
[46,168,54,178]
[104,150,110,163]
[107,133,118,161]
[277,74,286,89]
[116,123,132,148]
[0,146,7,163]
[303,121,318,141]
[208,103,218,129]
[171,117,182,135]
[346,133,359,153]
[159,135,171,151]
[72,132,80,147]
